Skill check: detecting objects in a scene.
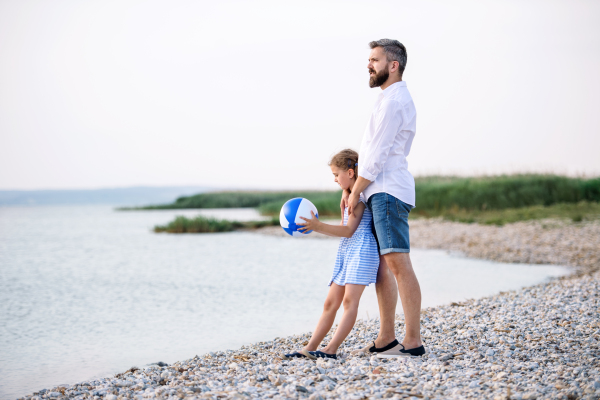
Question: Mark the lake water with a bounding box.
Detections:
[0,206,568,399]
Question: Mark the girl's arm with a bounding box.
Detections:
[297,202,366,238]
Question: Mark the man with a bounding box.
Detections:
[347,39,424,357]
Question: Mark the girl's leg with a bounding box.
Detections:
[321,284,366,354]
[304,283,345,351]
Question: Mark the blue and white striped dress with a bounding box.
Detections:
[330,194,380,286]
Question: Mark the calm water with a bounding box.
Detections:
[0,206,568,399]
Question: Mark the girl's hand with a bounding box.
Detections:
[298,211,320,233]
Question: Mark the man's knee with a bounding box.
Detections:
[376,267,394,290]
[384,252,412,276]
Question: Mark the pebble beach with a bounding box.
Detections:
[21,219,600,400]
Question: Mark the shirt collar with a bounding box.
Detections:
[382,81,406,97]
[378,81,406,100]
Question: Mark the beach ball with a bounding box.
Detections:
[280,198,319,237]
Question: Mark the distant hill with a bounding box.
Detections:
[0,186,213,206]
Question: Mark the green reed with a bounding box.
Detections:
[153,215,279,233]
[414,201,600,226]
[135,174,600,230]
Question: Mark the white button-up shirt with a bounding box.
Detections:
[359,81,417,207]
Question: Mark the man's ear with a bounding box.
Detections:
[390,60,400,74]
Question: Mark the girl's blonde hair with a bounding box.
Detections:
[329,149,359,179]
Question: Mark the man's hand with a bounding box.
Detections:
[347,176,373,215]
[348,192,361,216]
[340,189,350,222]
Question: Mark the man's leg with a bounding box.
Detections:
[374,256,398,348]
[383,252,422,349]
[365,193,424,356]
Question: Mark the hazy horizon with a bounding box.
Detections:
[1,0,599,191]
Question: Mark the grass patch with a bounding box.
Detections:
[123,190,345,217]
[124,190,342,211]
[415,174,600,211]
[125,175,600,215]
[130,174,600,226]
[413,201,600,226]
[154,215,279,233]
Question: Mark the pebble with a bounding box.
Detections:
[19,219,600,400]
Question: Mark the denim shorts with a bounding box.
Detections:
[366,193,412,255]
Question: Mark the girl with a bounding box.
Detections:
[283,149,379,360]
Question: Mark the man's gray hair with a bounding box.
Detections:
[369,39,407,75]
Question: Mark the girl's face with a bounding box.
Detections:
[330,165,355,190]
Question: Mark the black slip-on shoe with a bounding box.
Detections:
[351,339,400,355]
[376,343,426,358]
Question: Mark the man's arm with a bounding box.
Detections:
[360,100,403,181]
[340,189,350,224]
[350,100,404,215]
[348,177,371,215]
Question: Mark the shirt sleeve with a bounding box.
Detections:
[359,99,404,182]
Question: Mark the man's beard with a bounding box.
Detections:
[369,67,389,88]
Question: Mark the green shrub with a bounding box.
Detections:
[130,190,341,211]
[154,215,279,233]
[413,174,600,215]
[154,216,242,233]
[130,174,600,220]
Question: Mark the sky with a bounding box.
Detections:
[1,0,599,191]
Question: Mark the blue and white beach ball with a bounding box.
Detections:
[280,198,319,237]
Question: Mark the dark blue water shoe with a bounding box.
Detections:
[281,351,307,360]
[301,349,337,360]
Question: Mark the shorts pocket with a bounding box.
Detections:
[394,197,411,218]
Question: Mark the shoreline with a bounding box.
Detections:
[21,219,600,400]
[258,218,600,274]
